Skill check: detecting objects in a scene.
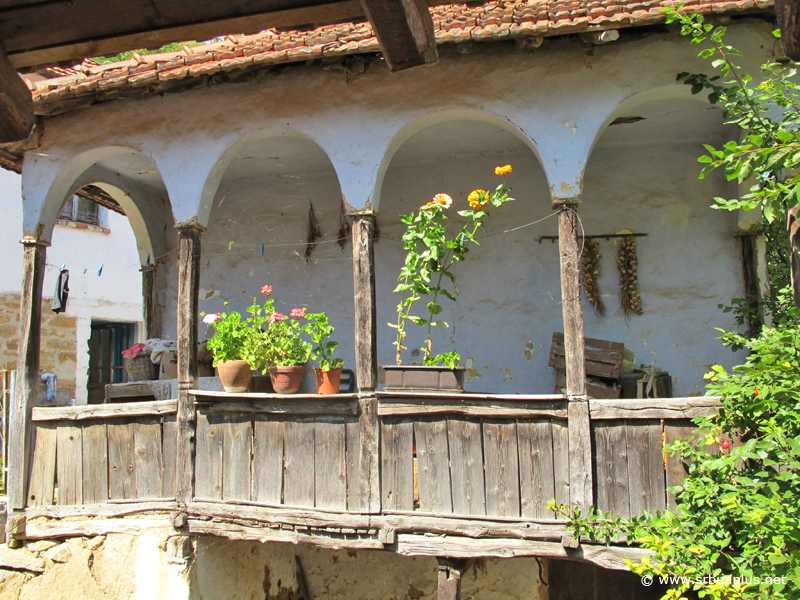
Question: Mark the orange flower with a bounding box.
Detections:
[468,189,488,209]
[495,164,512,176]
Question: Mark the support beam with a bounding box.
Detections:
[141,265,161,340]
[555,201,593,512]
[351,213,377,392]
[0,51,33,143]
[437,558,466,600]
[8,241,46,510]
[361,0,438,71]
[175,225,202,505]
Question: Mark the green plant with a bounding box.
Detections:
[202,304,262,369]
[306,312,343,372]
[389,165,515,366]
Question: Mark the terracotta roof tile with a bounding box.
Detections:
[29,0,773,113]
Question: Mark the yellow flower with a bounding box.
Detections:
[495,164,512,176]
[432,193,453,208]
[468,189,488,209]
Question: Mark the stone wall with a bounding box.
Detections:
[0,293,77,407]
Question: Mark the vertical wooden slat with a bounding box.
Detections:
[221,412,253,501]
[133,419,163,499]
[664,420,698,510]
[646,421,667,513]
[345,413,362,511]
[56,425,82,505]
[380,418,414,511]
[551,419,570,508]
[358,394,381,512]
[27,423,56,506]
[194,411,224,500]
[161,414,177,498]
[414,418,452,514]
[518,420,556,519]
[107,420,135,500]
[176,225,202,505]
[447,418,485,516]
[9,241,45,510]
[283,419,315,507]
[81,421,108,504]
[482,420,520,518]
[352,214,377,391]
[314,417,347,510]
[594,421,631,518]
[252,417,284,504]
[626,420,666,516]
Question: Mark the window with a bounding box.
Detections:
[59,195,101,226]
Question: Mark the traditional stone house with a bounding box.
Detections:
[0,0,778,598]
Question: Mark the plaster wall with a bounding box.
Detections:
[0,169,143,404]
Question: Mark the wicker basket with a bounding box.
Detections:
[124,354,158,381]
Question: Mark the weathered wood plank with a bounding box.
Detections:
[664,420,701,510]
[141,266,162,340]
[0,50,33,142]
[568,399,593,511]
[518,420,556,519]
[352,214,378,391]
[193,394,358,416]
[176,225,201,505]
[107,420,135,500]
[590,397,721,420]
[447,418,485,516]
[133,420,163,500]
[593,421,630,518]
[483,420,520,518]
[437,558,464,600]
[283,419,315,507]
[221,412,252,502]
[56,425,82,505]
[161,414,177,499]
[26,501,178,520]
[551,332,624,355]
[32,400,178,421]
[314,417,347,510]
[556,205,586,397]
[646,421,667,514]
[414,418,452,514]
[380,418,414,511]
[194,411,224,500]
[378,399,567,418]
[345,413,362,511]
[625,421,666,516]
[361,0,437,71]
[551,419,570,508]
[252,417,284,504]
[27,423,56,507]
[8,242,45,510]
[81,422,108,505]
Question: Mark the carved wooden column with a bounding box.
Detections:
[140,265,161,340]
[350,211,380,512]
[175,224,203,505]
[8,240,47,510]
[555,200,593,512]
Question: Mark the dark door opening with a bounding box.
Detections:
[87,321,137,404]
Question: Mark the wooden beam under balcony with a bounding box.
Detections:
[0,51,33,143]
[360,0,438,71]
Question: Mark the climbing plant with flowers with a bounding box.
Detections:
[202,284,323,370]
[390,165,515,366]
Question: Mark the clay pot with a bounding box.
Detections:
[268,365,304,394]
[314,367,342,395]
[217,359,254,393]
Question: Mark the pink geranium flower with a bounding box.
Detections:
[261,284,273,295]
[268,312,286,323]
[202,313,221,324]
[290,308,306,318]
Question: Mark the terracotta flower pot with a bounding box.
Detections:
[268,365,304,394]
[315,367,342,395]
[217,359,254,393]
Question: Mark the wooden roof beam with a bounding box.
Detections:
[360,0,437,71]
[0,50,33,143]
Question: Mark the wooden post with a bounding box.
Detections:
[351,213,378,392]
[555,201,593,512]
[140,265,161,340]
[8,240,46,510]
[437,558,466,600]
[175,225,202,505]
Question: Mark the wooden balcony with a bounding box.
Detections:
[18,390,720,570]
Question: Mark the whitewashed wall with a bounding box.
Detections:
[0,168,143,404]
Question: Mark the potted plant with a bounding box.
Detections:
[385,164,515,392]
[307,312,344,394]
[202,302,262,393]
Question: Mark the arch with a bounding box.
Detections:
[22,145,173,266]
[373,108,547,213]
[198,127,344,227]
